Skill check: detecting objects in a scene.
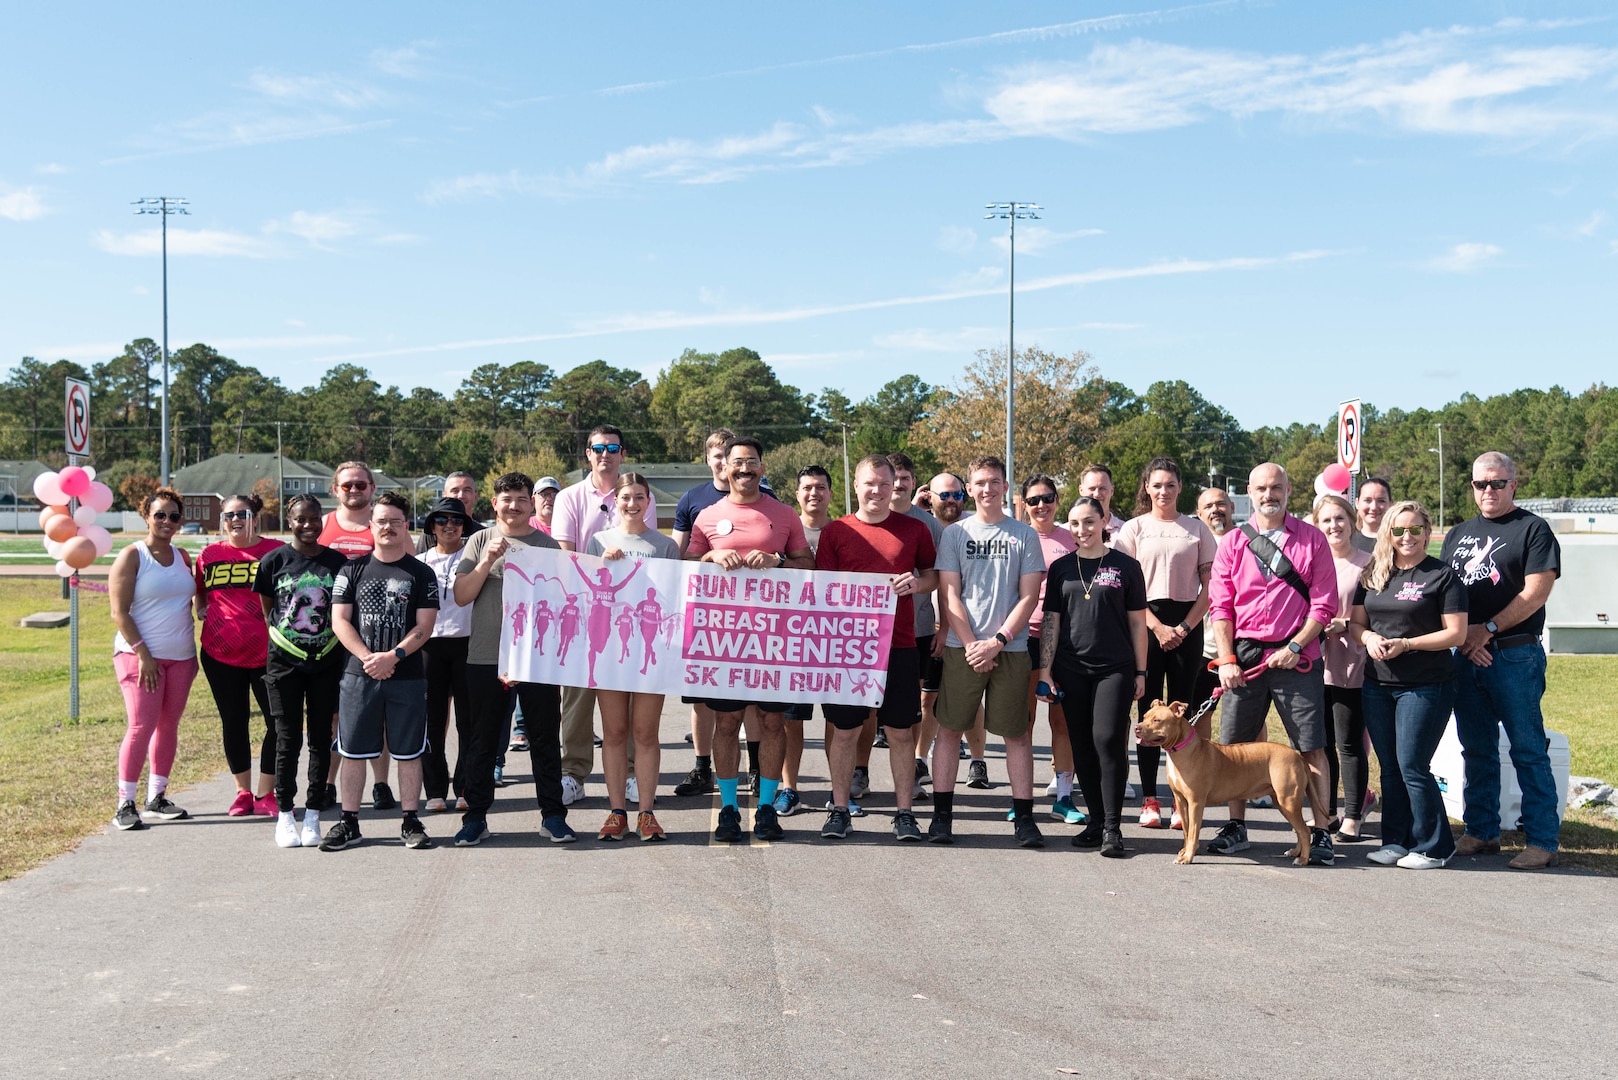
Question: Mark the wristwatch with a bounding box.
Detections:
[1135,669,1148,677]
[394,646,407,660]
[993,631,1009,646]
[1176,621,1190,634]
[776,552,786,568]
[1286,641,1303,655]
[1485,620,1499,635]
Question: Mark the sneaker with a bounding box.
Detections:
[492,764,506,787]
[1138,797,1164,828]
[114,800,146,831]
[892,809,922,842]
[625,776,640,805]
[1045,775,1060,796]
[966,760,990,789]
[1367,844,1409,866]
[324,783,339,809]
[509,734,530,753]
[773,787,802,817]
[227,790,255,817]
[635,811,666,842]
[959,742,970,760]
[826,797,866,818]
[915,759,931,786]
[1397,850,1449,870]
[1170,806,1183,830]
[1206,820,1250,855]
[912,773,930,800]
[714,805,743,843]
[594,732,603,747]
[822,806,853,839]
[597,810,629,841]
[401,817,433,849]
[560,775,585,806]
[540,815,578,843]
[372,782,397,810]
[873,726,889,749]
[454,820,491,847]
[674,763,715,797]
[850,766,870,800]
[253,793,277,817]
[684,731,694,743]
[1050,795,1087,825]
[300,810,322,847]
[143,794,189,820]
[1071,823,1104,849]
[1247,794,1275,810]
[1308,828,1335,866]
[744,772,759,797]
[454,796,469,811]
[1013,816,1045,848]
[1125,782,1136,799]
[1100,828,1126,858]
[424,797,447,812]
[926,813,954,844]
[319,818,362,851]
[753,803,784,841]
[275,811,301,848]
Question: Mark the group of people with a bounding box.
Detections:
[106,426,1563,869]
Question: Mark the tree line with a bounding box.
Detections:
[3,339,1613,518]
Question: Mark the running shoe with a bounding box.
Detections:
[597,810,629,841]
[424,798,448,813]
[1100,828,1126,858]
[401,817,433,849]
[966,760,990,789]
[454,820,490,847]
[1050,796,1087,825]
[892,810,922,842]
[821,806,853,839]
[826,797,866,818]
[850,766,870,799]
[1206,820,1250,855]
[1125,782,1137,799]
[1138,798,1165,828]
[540,815,578,843]
[625,776,640,805]
[926,813,954,844]
[492,764,506,787]
[634,811,666,842]
[319,818,362,851]
[674,763,715,797]
[509,734,530,753]
[1045,775,1060,797]
[1247,794,1275,810]
[275,812,301,848]
[753,803,784,841]
[958,742,970,760]
[454,796,469,811]
[300,810,322,847]
[114,801,146,831]
[1013,816,1045,848]
[227,790,255,817]
[560,775,585,805]
[915,759,931,786]
[1308,828,1335,866]
[1071,823,1104,849]
[1397,850,1448,870]
[912,773,930,800]
[744,772,759,797]
[143,794,189,820]
[1170,806,1183,830]
[253,793,277,817]
[372,782,397,810]
[773,787,802,817]
[1367,844,1409,865]
[714,805,743,843]
[873,727,889,749]
[324,783,339,809]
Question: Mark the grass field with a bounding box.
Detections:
[0,535,210,567]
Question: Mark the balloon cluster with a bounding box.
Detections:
[35,466,116,578]
[1313,463,1353,499]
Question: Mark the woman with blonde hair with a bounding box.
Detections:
[1312,494,1372,840]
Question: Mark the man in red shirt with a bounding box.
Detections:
[815,456,936,841]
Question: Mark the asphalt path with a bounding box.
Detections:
[4,697,1615,1079]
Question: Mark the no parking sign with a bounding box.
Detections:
[1337,399,1362,475]
[65,377,91,458]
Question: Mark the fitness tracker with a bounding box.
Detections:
[1286,641,1303,655]
[993,631,1009,646]
[1485,620,1499,635]
[394,646,407,660]
[777,551,787,568]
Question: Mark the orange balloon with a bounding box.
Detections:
[46,514,79,543]
[38,505,66,530]
[61,535,97,569]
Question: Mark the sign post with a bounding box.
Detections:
[1337,398,1363,504]
[65,377,91,723]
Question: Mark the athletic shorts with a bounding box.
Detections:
[1216,663,1327,754]
[784,702,815,722]
[703,698,789,716]
[936,646,1032,738]
[917,634,943,694]
[824,647,921,731]
[337,674,428,760]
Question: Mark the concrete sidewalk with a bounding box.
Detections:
[4,698,1614,1079]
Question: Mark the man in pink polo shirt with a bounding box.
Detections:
[1206,462,1340,866]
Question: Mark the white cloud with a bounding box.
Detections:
[247,71,384,109]
[988,226,1105,255]
[371,42,436,79]
[104,116,392,164]
[874,327,998,353]
[946,266,1006,289]
[698,286,728,307]
[1576,210,1606,236]
[1427,242,1503,272]
[266,209,363,248]
[936,225,979,254]
[131,285,148,295]
[35,163,68,175]
[94,227,275,258]
[0,186,47,221]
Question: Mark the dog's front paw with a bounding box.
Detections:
[1175,851,1195,864]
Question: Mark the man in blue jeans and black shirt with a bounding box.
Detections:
[1441,451,1561,870]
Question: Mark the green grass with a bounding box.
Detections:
[0,535,211,566]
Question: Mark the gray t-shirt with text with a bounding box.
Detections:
[907,506,946,641]
[934,515,1046,652]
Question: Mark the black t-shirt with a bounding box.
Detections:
[1439,507,1561,636]
[330,552,439,680]
[1350,531,1377,554]
[1353,556,1467,685]
[1044,549,1148,675]
[253,545,351,675]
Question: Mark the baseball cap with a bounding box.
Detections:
[537,476,561,494]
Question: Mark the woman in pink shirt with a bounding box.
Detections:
[1312,494,1374,841]
[1021,475,1084,825]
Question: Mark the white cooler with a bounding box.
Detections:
[1429,719,1570,828]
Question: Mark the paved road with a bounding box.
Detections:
[5,698,1614,1079]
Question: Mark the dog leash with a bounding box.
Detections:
[1186,653,1315,726]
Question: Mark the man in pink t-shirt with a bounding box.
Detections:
[686,436,814,843]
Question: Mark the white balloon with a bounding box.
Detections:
[45,538,64,559]
[73,505,99,528]
[80,524,114,557]
[82,465,96,481]
[55,560,75,578]
[1314,474,1332,496]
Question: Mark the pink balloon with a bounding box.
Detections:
[54,560,75,578]
[83,481,115,513]
[1322,463,1351,492]
[61,535,97,569]
[80,524,114,557]
[33,472,66,505]
[73,505,99,528]
[57,466,89,498]
[46,514,79,543]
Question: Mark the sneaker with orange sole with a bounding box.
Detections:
[597,810,629,841]
[1138,797,1165,828]
[635,811,666,842]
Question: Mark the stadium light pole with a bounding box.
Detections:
[985,201,1040,507]
[133,197,189,486]
[1428,422,1445,530]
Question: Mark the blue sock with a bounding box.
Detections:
[758,778,779,806]
[718,777,739,808]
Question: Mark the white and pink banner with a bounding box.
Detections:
[499,546,899,707]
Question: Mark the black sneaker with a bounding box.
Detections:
[926,813,954,845]
[850,765,870,799]
[143,794,188,820]
[401,817,432,849]
[744,772,759,797]
[915,759,931,786]
[1013,816,1045,848]
[966,760,991,789]
[821,806,853,839]
[1206,820,1250,855]
[1071,823,1104,849]
[892,809,922,842]
[674,763,715,797]
[1309,827,1336,866]
[323,783,339,810]
[113,801,146,831]
[754,803,784,841]
[372,782,396,811]
[714,805,743,843]
[873,726,889,749]
[1100,828,1126,858]
[320,817,363,851]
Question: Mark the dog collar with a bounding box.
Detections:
[1169,728,1198,752]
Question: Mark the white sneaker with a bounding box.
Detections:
[1045,775,1060,797]
[1396,850,1449,870]
[625,775,640,805]
[275,811,300,848]
[561,775,585,806]
[1125,782,1137,799]
[1367,844,1410,866]
[300,810,323,847]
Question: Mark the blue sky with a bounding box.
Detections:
[3,2,1616,429]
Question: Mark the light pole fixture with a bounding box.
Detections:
[985,201,1040,507]
[1427,422,1445,530]
[133,196,189,486]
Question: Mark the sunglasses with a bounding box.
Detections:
[933,490,966,501]
[428,517,463,530]
[221,510,252,521]
[338,481,372,492]
[1025,493,1058,507]
[1471,479,1510,491]
[1388,525,1428,538]
[150,510,183,523]
[589,443,624,454]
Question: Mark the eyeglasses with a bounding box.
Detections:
[589,443,624,455]
[373,518,406,530]
[151,510,183,523]
[338,481,372,492]
[1471,479,1510,491]
[221,510,252,521]
[1388,525,1427,537]
[933,490,966,501]
[728,458,762,469]
[1025,493,1058,507]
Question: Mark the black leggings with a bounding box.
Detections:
[1056,659,1135,832]
[265,664,338,812]
[201,649,275,777]
[423,636,473,800]
[1326,685,1368,819]
[1135,599,1203,801]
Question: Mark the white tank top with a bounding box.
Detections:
[114,542,197,661]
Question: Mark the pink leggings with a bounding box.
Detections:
[115,652,198,783]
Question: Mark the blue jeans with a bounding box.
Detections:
[1451,643,1559,851]
[1362,680,1457,859]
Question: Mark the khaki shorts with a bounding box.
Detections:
[936,647,1032,739]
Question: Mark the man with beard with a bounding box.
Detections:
[918,471,976,785]
[775,465,833,819]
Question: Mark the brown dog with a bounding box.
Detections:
[1134,699,1312,866]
